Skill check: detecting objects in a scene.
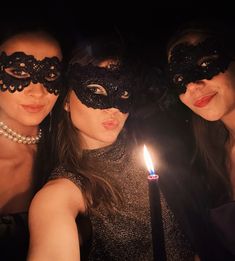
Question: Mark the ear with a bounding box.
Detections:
[64,101,70,112]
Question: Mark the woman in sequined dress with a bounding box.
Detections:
[0,26,63,260]
[28,35,195,261]
[166,19,235,260]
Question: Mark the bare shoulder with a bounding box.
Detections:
[30,178,86,216]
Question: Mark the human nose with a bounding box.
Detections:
[186,80,205,92]
[104,107,120,114]
[24,83,48,97]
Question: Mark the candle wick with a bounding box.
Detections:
[148,174,159,180]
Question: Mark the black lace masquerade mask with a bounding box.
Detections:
[168,38,232,95]
[0,51,62,95]
[67,63,134,113]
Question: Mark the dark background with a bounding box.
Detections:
[1,5,233,68]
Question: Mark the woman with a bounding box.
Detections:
[167,20,235,260]
[28,35,194,261]
[0,27,63,260]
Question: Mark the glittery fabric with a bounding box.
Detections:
[50,166,83,187]
[49,135,195,260]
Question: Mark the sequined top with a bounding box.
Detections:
[49,134,194,261]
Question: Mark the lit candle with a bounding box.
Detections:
[143,145,166,261]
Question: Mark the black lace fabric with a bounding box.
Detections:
[67,63,134,113]
[0,51,62,95]
[168,38,231,95]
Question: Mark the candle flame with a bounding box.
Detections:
[143,145,155,176]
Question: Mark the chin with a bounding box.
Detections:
[200,113,222,121]
[102,134,119,144]
[22,117,45,127]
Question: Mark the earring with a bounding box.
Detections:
[64,102,70,112]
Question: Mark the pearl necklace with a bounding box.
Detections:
[0,121,42,145]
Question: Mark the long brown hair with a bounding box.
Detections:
[192,115,232,205]
[51,35,133,211]
[167,20,235,205]
[55,101,124,211]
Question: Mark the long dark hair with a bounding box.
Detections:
[192,115,231,205]
[51,35,135,211]
[167,20,235,205]
[0,22,64,193]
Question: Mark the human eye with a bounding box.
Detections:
[45,71,60,82]
[87,84,107,95]
[173,74,184,84]
[198,55,218,68]
[199,60,211,67]
[5,67,30,79]
[120,90,130,99]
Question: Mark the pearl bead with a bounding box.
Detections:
[0,121,42,145]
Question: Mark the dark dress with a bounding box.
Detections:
[49,133,195,261]
[144,105,235,261]
[181,177,235,261]
[210,201,235,257]
[0,212,29,261]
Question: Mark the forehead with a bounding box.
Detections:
[168,33,207,61]
[0,33,62,60]
[178,34,206,46]
[98,58,119,68]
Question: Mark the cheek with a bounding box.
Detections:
[120,113,129,125]
[47,95,58,108]
[179,94,187,105]
[0,92,19,108]
[0,93,22,119]
[179,93,193,109]
[124,113,129,121]
[223,86,235,108]
[69,102,93,127]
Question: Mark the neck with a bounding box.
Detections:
[222,109,235,136]
[0,121,42,145]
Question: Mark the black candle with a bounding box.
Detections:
[143,145,166,261]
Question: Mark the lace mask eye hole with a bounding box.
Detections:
[45,71,60,82]
[200,61,210,67]
[4,67,30,79]
[121,90,130,99]
[87,84,107,96]
[199,59,212,68]
[198,55,219,68]
[173,74,184,84]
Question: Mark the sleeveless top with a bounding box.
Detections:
[49,135,194,260]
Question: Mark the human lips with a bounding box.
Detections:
[193,93,217,108]
[21,104,45,113]
[102,119,119,130]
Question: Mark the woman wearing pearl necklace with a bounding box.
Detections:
[0,25,63,261]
